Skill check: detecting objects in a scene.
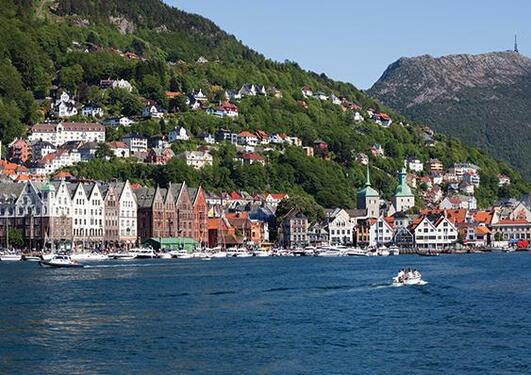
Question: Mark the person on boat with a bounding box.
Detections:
[397,269,405,282]
[413,269,421,279]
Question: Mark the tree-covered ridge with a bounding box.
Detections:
[369,52,531,180]
[0,0,528,210]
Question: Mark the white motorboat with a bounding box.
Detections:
[226,247,251,257]
[170,250,194,259]
[108,252,137,260]
[0,253,22,262]
[253,250,272,257]
[378,249,390,257]
[346,248,368,256]
[392,269,425,286]
[193,252,209,259]
[211,251,228,258]
[130,247,157,259]
[70,252,109,261]
[317,246,347,257]
[22,255,41,262]
[157,252,173,259]
[39,254,84,268]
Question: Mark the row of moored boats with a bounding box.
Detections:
[0,245,399,267]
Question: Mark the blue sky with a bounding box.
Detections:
[168,0,529,89]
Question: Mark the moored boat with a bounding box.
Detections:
[417,250,440,257]
[130,247,157,259]
[70,252,109,261]
[346,248,368,256]
[211,251,228,258]
[0,253,22,262]
[22,255,41,262]
[108,252,137,260]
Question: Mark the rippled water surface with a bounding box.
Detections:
[1,253,530,374]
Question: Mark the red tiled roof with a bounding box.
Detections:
[107,141,128,149]
[165,91,182,98]
[475,226,491,235]
[474,211,493,224]
[238,131,256,138]
[241,153,264,161]
[496,219,529,225]
[229,192,242,200]
[218,102,239,112]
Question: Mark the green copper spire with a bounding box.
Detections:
[394,167,413,197]
[357,165,379,198]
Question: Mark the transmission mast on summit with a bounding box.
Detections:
[514,33,519,53]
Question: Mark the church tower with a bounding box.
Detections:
[357,165,380,218]
[392,167,415,213]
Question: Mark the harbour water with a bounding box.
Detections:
[0,253,530,374]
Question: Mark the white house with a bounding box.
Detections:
[326,208,356,245]
[463,172,480,187]
[353,112,364,122]
[206,102,239,118]
[370,215,395,247]
[411,216,438,249]
[301,86,313,98]
[70,182,105,243]
[193,89,208,102]
[411,215,458,249]
[450,163,480,179]
[81,103,103,118]
[103,117,134,127]
[112,79,133,92]
[168,126,190,142]
[238,84,266,97]
[178,151,213,169]
[237,131,259,146]
[142,105,166,119]
[53,91,78,118]
[498,174,511,187]
[121,133,148,154]
[314,91,329,101]
[329,94,342,105]
[28,122,105,147]
[107,141,130,158]
[407,157,424,172]
[31,141,56,160]
[434,215,459,248]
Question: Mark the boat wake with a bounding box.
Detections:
[392,280,429,287]
[370,280,429,289]
[84,263,168,269]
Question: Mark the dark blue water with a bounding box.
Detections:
[1,253,530,374]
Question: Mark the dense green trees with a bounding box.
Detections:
[0,0,528,210]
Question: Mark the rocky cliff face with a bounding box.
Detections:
[369,51,531,180]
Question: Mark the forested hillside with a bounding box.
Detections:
[0,0,529,209]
